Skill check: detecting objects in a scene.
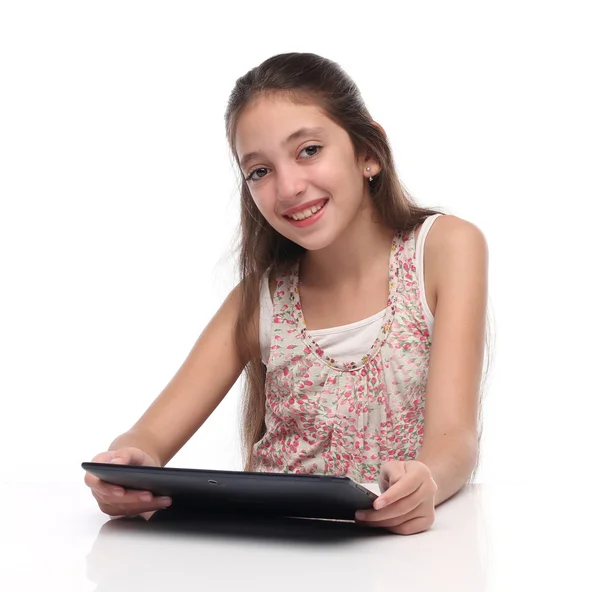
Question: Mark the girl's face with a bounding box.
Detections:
[235,95,378,251]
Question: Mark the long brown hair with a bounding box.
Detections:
[224,52,493,477]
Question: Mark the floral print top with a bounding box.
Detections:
[250,227,432,483]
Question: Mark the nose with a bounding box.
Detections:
[275,163,308,203]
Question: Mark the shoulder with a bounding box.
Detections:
[425,214,488,296]
[426,214,487,252]
[426,214,488,265]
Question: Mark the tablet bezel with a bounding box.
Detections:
[82,462,379,520]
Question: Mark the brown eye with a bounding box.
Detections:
[245,167,269,182]
[299,145,322,158]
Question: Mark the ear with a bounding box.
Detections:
[360,152,382,178]
[358,120,386,177]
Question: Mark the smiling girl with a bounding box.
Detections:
[85,52,491,535]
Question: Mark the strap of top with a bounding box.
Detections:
[415,213,444,327]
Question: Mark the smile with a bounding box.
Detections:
[283,199,329,229]
[284,199,328,221]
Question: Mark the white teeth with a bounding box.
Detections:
[288,201,325,221]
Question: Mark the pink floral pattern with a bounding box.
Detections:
[250,228,432,482]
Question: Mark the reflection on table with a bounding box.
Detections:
[85,484,486,592]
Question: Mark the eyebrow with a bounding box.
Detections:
[239,126,327,170]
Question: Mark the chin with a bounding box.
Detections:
[282,230,337,252]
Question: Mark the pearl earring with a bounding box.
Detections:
[366,167,373,182]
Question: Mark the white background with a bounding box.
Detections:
[1,1,598,485]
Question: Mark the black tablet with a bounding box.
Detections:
[82,462,379,521]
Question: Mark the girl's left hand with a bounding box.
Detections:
[355,460,438,535]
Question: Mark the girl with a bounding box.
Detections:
[85,52,490,535]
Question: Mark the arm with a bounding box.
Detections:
[108,280,257,467]
[415,215,488,505]
[355,216,488,534]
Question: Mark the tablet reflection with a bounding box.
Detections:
[85,485,487,592]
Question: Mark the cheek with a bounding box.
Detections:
[331,172,363,206]
[250,190,276,219]
[323,157,360,191]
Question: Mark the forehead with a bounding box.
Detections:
[235,96,336,165]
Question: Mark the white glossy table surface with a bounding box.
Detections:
[1,481,596,591]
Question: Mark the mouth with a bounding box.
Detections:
[283,198,329,221]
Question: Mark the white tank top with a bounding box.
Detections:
[259,214,442,365]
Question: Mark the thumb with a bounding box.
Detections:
[90,449,130,464]
[91,450,122,464]
[111,447,156,466]
[110,448,133,464]
[379,461,407,492]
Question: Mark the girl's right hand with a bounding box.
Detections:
[84,447,172,519]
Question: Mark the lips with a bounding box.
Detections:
[282,198,329,218]
[283,198,328,228]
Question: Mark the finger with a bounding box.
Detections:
[84,472,101,489]
[91,487,128,506]
[357,504,429,530]
[96,486,166,507]
[356,485,424,523]
[84,469,127,498]
[115,498,172,515]
[92,481,126,500]
[85,452,120,488]
[387,515,434,536]
[109,507,165,521]
[120,492,172,510]
[86,476,127,501]
[375,473,421,509]
[117,490,157,505]
[95,495,172,517]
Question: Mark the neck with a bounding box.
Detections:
[299,200,396,289]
